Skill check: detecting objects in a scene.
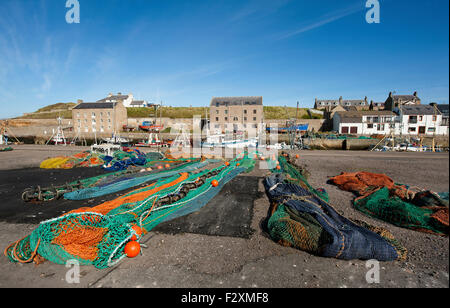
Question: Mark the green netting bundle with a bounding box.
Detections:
[6,154,255,269]
[354,188,449,235]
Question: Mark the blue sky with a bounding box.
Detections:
[0,0,448,118]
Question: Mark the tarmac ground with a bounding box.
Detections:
[0,145,448,288]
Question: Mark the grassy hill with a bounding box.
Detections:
[128,106,321,119]
[19,103,322,120]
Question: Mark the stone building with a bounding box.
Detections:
[314,96,369,110]
[384,91,421,111]
[72,101,128,135]
[209,96,264,133]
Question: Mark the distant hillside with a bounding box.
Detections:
[19,102,76,119]
[18,103,321,120]
[128,106,321,119]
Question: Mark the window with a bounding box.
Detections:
[428,127,436,133]
[233,117,238,121]
[215,117,219,121]
[409,127,416,132]
[244,117,247,121]
[409,116,417,124]
[253,117,256,121]
[244,110,247,114]
[216,110,219,114]
[367,124,373,129]
[215,124,220,129]
[92,112,96,118]
[224,117,228,121]
[433,116,437,121]
[350,127,358,134]
[253,110,257,114]
[225,110,228,114]
[342,127,349,134]
[419,116,423,121]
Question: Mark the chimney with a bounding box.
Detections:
[108,93,113,97]
[118,92,122,96]
[339,96,343,103]
[413,91,417,97]
[389,92,392,97]
[364,96,368,103]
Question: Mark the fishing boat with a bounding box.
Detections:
[136,133,170,147]
[202,133,258,149]
[139,121,164,132]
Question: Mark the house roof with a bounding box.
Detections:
[337,110,395,117]
[211,96,263,107]
[97,95,130,103]
[73,102,118,110]
[335,110,396,123]
[400,105,440,115]
[130,100,146,106]
[435,104,449,117]
[316,98,367,106]
[392,95,420,102]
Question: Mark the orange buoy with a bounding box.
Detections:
[211,180,219,187]
[124,241,141,258]
[261,157,265,161]
[165,164,170,168]
[276,165,281,170]
[130,225,143,241]
[225,162,230,166]
[236,163,240,166]
[157,165,163,170]
[295,154,300,159]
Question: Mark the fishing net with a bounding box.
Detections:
[64,158,219,200]
[329,172,449,236]
[23,157,208,202]
[264,155,406,261]
[6,155,255,268]
[40,151,105,169]
[0,147,13,152]
[102,148,149,171]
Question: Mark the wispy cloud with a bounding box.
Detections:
[275,3,364,40]
[230,0,291,23]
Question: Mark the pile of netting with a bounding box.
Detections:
[328,172,449,236]
[102,148,148,171]
[264,154,406,261]
[64,158,218,201]
[23,156,211,202]
[0,147,13,152]
[40,151,105,169]
[6,155,255,268]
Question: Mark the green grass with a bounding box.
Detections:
[19,110,73,119]
[127,107,209,118]
[19,103,322,120]
[35,102,76,113]
[263,106,319,119]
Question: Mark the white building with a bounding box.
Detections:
[395,105,447,136]
[333,110,398,135]
[333,105,448,136]
[97,93,149,108]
